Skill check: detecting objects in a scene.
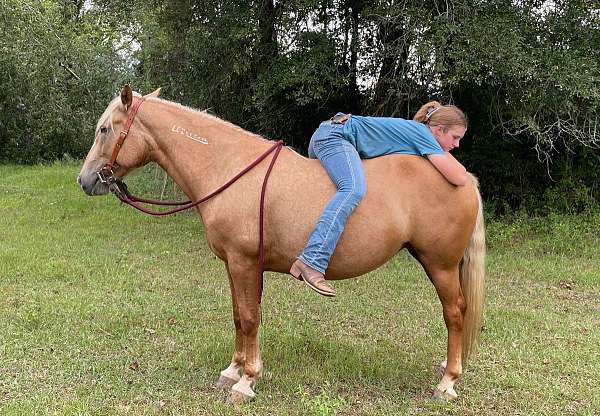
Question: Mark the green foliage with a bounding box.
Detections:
[0,0,130,163]
[441,1,599,214]
[299,382,347,415]
[1,0,598,214]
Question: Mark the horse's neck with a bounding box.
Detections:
[140,99,268,200]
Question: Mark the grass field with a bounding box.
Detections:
[1,162,599,415]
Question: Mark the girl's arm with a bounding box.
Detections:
[426,152,468,186]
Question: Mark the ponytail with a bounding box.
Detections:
[413,101,442,123]
[413,101,467,128]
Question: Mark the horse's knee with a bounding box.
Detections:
[233,314,242,330]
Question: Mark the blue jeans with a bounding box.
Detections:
[299,121,366,274]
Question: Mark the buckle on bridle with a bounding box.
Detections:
[97,167,130,199]
[97,167,116,185]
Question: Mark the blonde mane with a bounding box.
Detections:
[97,92,268,144]
[148,97,268,142]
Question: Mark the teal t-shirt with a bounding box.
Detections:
[341,115,444,159]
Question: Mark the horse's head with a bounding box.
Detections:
[77,85,160,196]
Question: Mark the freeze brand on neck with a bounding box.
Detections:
[171,125,209,145]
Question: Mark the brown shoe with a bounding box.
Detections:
[290,259,336,297]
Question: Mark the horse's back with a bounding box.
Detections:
[265,150,479,278]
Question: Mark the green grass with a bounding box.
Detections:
[1,162,599,415]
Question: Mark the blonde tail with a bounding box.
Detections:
[460,175,486,365]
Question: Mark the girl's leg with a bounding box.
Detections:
[294,122,366,295]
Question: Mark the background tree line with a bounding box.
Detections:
[0,0,598,215]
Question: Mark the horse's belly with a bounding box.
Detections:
[323,209,408,279]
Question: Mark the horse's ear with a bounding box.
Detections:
[120,85,133,110]
[146,88,161,98]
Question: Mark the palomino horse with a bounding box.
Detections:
[78,86,485,403]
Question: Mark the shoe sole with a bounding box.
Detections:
[302,276,336,297]
[290,263,335,297]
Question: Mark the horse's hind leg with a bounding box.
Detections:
[426,265,466,401]
[225,259,263,404]
[217,263,245,389]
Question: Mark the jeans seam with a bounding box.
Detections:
[315,143,357,257]
[298,255,325,274]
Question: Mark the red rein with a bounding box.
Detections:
[102,97,284,303]
[115,141,284,217]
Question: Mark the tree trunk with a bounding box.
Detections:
[346,0,367,111]
[257,0,279,71]
[371,15,411,116]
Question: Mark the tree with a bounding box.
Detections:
[1,0,597,213]
[0,0,131,163]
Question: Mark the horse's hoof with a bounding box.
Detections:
[217,374,238,389]
[432,387,458,401]
[229,387,255,404]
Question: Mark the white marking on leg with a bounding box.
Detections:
[231,375,256,400]
[435,376,458,400]
[220,362,242,383]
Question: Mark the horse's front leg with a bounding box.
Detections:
[225,259,263,404]
[217,263,245,389]
[429,266,466,401]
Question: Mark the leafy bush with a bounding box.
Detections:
[1,0,597,215]
[0,0,130,163]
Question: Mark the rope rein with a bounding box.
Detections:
[102,97,284,303]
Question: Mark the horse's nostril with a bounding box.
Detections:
[77,176,82,185]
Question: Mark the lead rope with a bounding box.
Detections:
[110,140,284,304]
[258,141,283,303]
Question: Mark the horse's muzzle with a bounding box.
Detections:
[77,171,110,196]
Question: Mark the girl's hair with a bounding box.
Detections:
[413,101,468,129]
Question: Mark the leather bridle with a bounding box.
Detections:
[93,93,283,303]
[96,96,146,188]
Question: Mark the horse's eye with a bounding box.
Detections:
[99,127,108,135]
